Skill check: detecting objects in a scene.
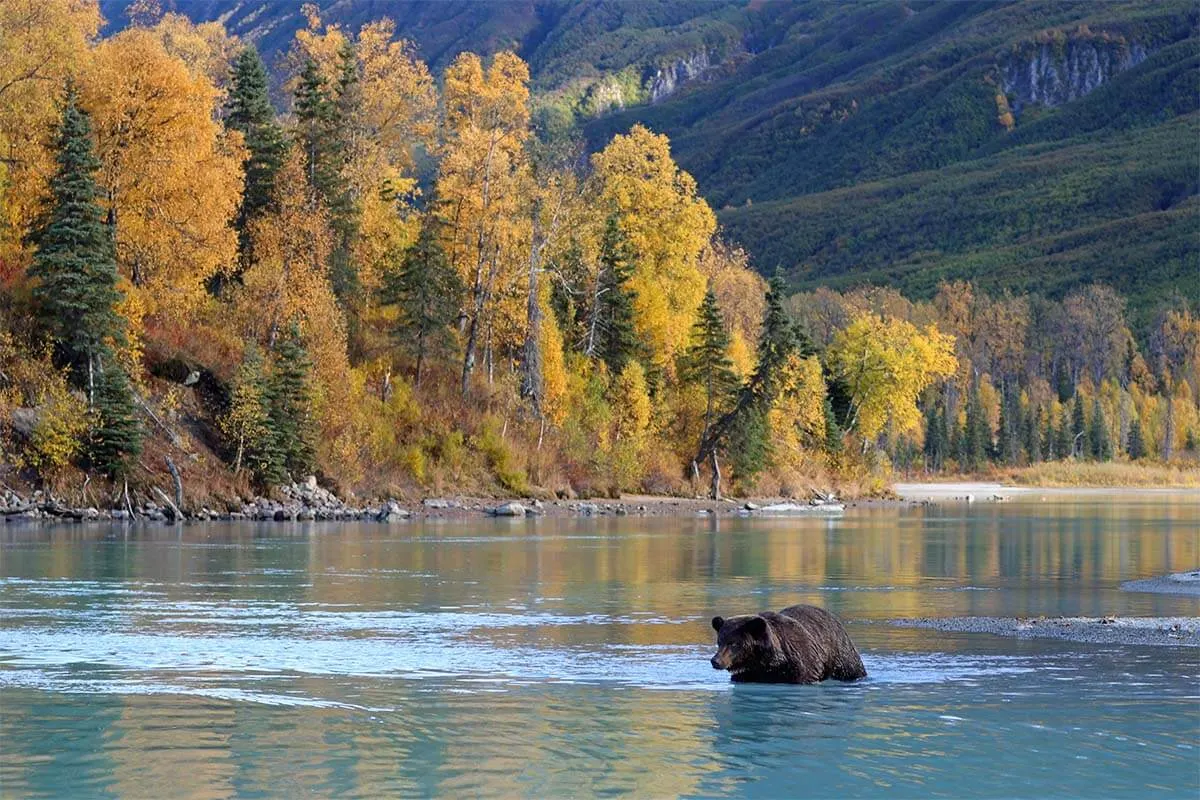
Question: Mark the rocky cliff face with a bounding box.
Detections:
[648,49,716,103]
[1001,38,1148,113]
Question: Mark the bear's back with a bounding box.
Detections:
[776,604,867,682]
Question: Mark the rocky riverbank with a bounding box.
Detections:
[891,615,1200,647]
[0,481,856,524]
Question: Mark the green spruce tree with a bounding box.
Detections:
[591,215,640,376]
[265,326,317,482]
[923,403,944,471]
[1025,404,1042,463]
[30,85,126,403]
[823,395,844,458]
[294,54,359,305]
[962,382,990,472]
[87,357,143,478]
[680,287,738,437]
[998,385,1021,465]
[1071,395,1087,458]
[728,404,770,491]
[225,46,285,272]
[326,42,362,302]
[1088,396,1113,461]
[1127,417,1146,461]
[694,277,805,498]
[1055,405,1074,460]
[382,220,463,388]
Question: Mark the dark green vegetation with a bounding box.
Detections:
[106,0,1199,321]
[31,88,143,477]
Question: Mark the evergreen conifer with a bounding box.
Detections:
[222,344,277,481]
[1071,395,1087,457]
[87,357,143,478]
[923,403,943,471]
[1127,417,1145,460]
[382,221,463,388]
[1025,405,1042,463]
[265,326,317,481]
[823,395,844,457]
[225,46,285,271]
[1055,405,1074,460]
[1088,396,1112,461]
[30,85,126,401]
[593,215,640,376]
[962,382,990,471]
[679,286,739,438]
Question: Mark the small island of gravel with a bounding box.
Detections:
[1121,571,1200,596]
[891,616,1200,647]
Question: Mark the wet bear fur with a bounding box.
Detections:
[710,604,867,684]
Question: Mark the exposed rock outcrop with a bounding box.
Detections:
[1001,37,1148,113]
[648,49,716,103]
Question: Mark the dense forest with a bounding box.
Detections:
[1,1,1197,506]
[93,1,1199,323]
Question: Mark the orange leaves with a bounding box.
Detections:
[0,0,102,262]
[79,28,242,316]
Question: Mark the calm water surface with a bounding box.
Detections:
[2,495,1198,798]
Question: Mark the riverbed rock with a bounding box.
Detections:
[377,501,410,522]
[489,502,527,517]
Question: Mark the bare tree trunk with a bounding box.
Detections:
[710,450,721,501]
[520,213,545,414]
[123,480,136,520]
[414,328,425,389]
[165,456,184,514]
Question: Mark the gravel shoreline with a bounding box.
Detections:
[1121,571,1200,597]
[1,484,862,525]
[891,616,1200,647]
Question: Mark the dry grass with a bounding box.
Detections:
[993,460,1200,488]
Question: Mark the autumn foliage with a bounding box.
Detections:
[1,2,1196,503]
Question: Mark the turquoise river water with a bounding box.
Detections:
[1,494,1198,798]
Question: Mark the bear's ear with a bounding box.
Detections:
[711,616,725,632]
[745,616,768,638]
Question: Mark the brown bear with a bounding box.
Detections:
[710,604,867,684]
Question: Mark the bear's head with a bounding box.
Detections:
[710,614,780,676]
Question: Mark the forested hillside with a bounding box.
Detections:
[98,0,1200,320]
[1,1,1197,508]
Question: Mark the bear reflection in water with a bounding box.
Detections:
[711,604,867,684]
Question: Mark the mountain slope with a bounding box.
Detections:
[101,0,1200,316]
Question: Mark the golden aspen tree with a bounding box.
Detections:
[610,360,652,489]
[592,124,716,366]
[0,0,101,265]
[827,315,958,442]
[143,12,240,92]
[698,240,766,376]
[289,9,436,296]
[79,28,243,316]
[435,51,531,395]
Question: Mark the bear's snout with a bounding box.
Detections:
[711,655,722,670]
